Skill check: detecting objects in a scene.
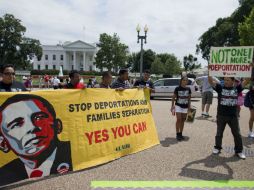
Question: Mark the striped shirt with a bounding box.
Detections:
[111,78,130,89]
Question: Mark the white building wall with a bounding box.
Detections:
[33,41,97,71]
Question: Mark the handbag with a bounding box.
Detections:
[186,106,196,123]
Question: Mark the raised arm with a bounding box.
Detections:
[208,68,217,87]
[208,75,217,87]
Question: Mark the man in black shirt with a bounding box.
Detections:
[133,70,155,92]
[0,64,27,92]
[208,75,249,159]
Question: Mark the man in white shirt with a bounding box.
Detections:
[52,76,60,89]
[196,75,220,117]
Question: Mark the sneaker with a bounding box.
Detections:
[236,152,246,159]
[202,113,209,118]
[248,131,254,138]
[212,148,220,154]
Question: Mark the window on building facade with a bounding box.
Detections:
[60,55,64,60]
[53,54,56,60]
[45,65,48,70]
[38,65,40,70]
[89,65,92,71]
[45,55,48,60]
[71,55,74,60]
[72,65,74,70]
[53,65,56,70]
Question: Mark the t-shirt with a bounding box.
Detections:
[99,83,111,88]
[174,86,191,108]
[53,78,60,86]
[214,83,242,117]
[65,82,85,89]
[111,78,130,89]
[0,81,27,92]
[197,76,219,92]
[133,79,154,89]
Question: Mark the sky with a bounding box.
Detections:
[0,0,240,66]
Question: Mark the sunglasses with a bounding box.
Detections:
[3,72,15,76]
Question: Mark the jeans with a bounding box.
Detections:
[215,115,243,153]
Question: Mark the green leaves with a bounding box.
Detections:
[183,54,200,71]
[0,14,42,70]
[196,0,254,61]
[128,49,156,73]
[94,33,129,72]
[238,7,254,45]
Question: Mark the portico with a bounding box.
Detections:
[33,40,97,71]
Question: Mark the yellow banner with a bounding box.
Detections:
[0,89,159,186]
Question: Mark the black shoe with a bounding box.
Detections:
[176,136,182,141]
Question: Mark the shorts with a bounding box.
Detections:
[175,105,188,114]
[202,91,213,105]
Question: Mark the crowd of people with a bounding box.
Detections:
[171,72,254,160]
[0,65,155,91]
[1,63,254,161]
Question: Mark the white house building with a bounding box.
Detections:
[33,40,97,71]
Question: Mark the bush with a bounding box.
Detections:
[31,70,117,77]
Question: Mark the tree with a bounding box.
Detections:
[156,53,182,75]
[150,57,164,74]
[94,33,129,72]
[0,14,42,69]
[238,7,254,45]
[164,58,182,76]
[19,37,43,69]
[196,0,254,61]
[128,49,156,72]
[183,54,201,71]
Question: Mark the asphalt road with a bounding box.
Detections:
[3,98,254,190]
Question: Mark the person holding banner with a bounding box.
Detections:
[0,64,27,92]
[171,76,191,141]
[133,70,155,93]
[65,70,85,89]
[99,71,113,88]
[111,69,130,89]
[0,94,72,186]
[208,75,249,159]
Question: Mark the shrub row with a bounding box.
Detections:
[31,70,117,76]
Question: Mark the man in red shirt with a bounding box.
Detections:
[65,70,85,89]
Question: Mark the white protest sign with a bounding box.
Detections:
[209,46,254,77]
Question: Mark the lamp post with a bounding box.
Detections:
[136,24,148,78]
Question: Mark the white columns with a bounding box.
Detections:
[73,51,76,70]
[64,52,67,70]
[83,52,86,71]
